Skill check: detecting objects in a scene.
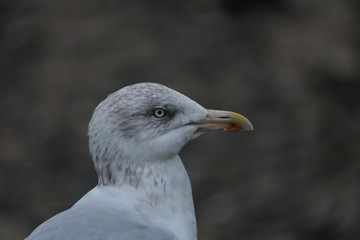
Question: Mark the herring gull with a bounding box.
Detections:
[26,82,253,240]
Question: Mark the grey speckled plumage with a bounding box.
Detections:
[26,82,253,240]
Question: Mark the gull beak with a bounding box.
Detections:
[197,109,253,132]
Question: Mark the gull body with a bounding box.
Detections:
[26,82,252,240]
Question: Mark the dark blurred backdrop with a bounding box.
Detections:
[0,0,359,239]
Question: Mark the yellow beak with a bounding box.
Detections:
[197,109,253,132]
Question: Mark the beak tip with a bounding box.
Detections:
[244,119,254,131]
[230,112,253,132]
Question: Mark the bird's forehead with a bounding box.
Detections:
[110,83,185,107]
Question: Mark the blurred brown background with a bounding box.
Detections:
[0,0,359,239]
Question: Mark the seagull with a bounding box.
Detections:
[26,82,253,240]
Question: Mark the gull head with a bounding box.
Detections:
[88,82,252,185]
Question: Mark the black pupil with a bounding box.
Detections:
[155,109,165,117]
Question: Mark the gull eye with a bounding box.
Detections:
[153,107,167,118]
